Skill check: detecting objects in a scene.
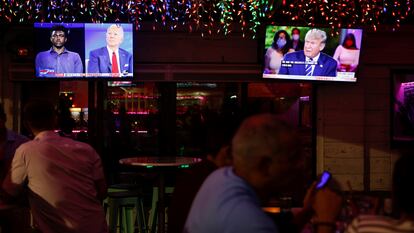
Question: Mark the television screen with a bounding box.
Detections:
[262,26,363,82]
[34,23,133,78]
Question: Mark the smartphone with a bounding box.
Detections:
[316,171,331,189]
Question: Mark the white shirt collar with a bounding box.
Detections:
[106,46,120,58]
[307,53,320,64]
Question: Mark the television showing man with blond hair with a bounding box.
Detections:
[279,28,337,77]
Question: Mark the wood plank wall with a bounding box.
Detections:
[317,25,414,191]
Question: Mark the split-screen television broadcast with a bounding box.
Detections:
[34,22,133,79]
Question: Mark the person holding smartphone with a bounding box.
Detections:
[307,180,343,233]
[284,171,342,233]
[184,114,343,233]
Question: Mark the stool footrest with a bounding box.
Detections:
[105,190,147,233]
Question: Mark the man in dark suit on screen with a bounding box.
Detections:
[279,29,337,77]
[87,24,133,77]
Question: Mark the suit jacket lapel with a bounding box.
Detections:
[119,50,126,72]
[101,48,111,73]
[299,51,307,74]
[314,54,325,76]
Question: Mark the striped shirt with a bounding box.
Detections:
[345,215,414,233]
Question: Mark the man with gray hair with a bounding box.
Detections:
[88,24,133,76]
[279,28,337,77]
[184,114,342,233]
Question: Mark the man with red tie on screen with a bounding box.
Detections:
[87,24,133,77]
[279,29,337,77]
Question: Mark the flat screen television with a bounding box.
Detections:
[262,25,363,82]
[34,23,133,79]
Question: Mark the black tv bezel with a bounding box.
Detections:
[260,24,364,84]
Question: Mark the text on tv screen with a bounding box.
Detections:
[262,25,363,82]
[34,23,133,79]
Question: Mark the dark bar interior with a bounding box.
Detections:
[1,2,414,233]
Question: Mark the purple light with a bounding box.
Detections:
[401,82,414,87]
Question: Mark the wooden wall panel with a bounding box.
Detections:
[317,26,414,191]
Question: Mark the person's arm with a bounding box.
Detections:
[353,50,360,66]
[326,58,338,77]
[35,53,42,77]
[278,55,290,75]
[349,50,360,72]
[91,150,107,202]
[94,177,107,202]
[333,45,341,62]
[263,49,272,74]
[343,216,359,233]
[74,53,84,73]
[128,52,133,73]
[312,188,343,233]
[290,182,316,231]
[87,50,99,73]
[2,147,28,197]
[290,208,313,233]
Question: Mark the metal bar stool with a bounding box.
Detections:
[148,187,175,233]
[105,189,147,233]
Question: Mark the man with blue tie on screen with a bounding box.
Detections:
[87,24,133,77]
[279,29,337,77]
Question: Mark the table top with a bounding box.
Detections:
[119,156,202,167]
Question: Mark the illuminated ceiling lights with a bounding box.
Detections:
[0,0,412,37]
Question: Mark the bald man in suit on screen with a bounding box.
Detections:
[87,24,133,77]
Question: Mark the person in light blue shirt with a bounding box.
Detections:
[184,166,279,233]
[184,114,303,233]
[184,114,343,233]
[35,25,83,77]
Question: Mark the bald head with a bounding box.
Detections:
[233,114,299,165]
[232,114,302,195]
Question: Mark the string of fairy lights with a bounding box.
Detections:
[0,0,413,37]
